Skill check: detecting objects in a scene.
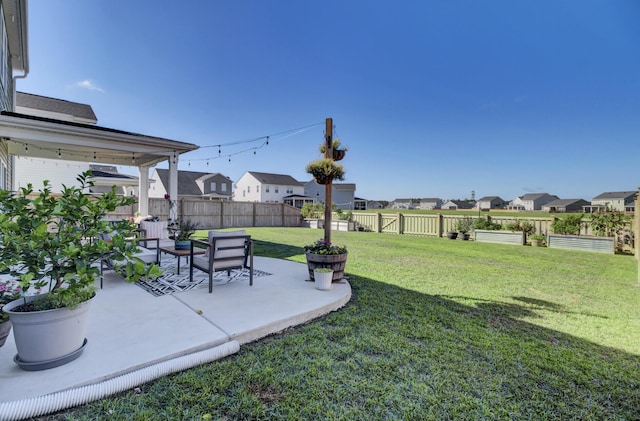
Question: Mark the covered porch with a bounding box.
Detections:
[0,111,199,217]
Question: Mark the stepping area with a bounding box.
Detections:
[0,256,351,417]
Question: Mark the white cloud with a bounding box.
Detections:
[76,80,104,93]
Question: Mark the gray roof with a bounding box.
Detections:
[156,169,231,196]
[420,198,441,202]
[477,196,503,201]
[592,191,637,201]
[248,171,302,186]
[17,92,97,122]
[520,193,555,200]
[543,199,588,207]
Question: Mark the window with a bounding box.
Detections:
[247,186,251,193]
[266,185,270,193]
[210,182,217,191]
[243,190,246,197]
[257,185,260,193]
[286,187,293,194]
[221,183,227,192]
[275,186,279,193]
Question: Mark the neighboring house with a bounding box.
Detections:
[419,198,443,210]
[13,93,99,192]
[304,180,357,210]
[391,199,414,209]
[0,0,28,191]
[353,197,367,210]
[282,194,315,209]
[89,165,140,196]
[541,199,590,213]
[234,171,304,203]
[150,168,233,200]
[367,200,386,209]
[509,193,558,211]
[476,196,505,210]
[588,191,637,213]
[441,200,475,210]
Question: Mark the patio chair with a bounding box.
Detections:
[99,225,160,288]
[139,220,174,248]
[189,230,254,293]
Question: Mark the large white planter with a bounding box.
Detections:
[314,269,333,291]
[4,294,93,370]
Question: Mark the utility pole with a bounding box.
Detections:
[324,117,333,243]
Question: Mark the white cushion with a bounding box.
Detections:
[140,221,169,239]
[205,230,245,257]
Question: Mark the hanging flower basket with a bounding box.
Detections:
[306,158,345,185]
[332,149,346,161]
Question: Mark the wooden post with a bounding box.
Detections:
[323,118,333,243]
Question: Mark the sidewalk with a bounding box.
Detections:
[0,257,351,420]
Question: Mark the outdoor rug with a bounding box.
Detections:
[133,256,272,297]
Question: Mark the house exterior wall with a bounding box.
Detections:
[149,169,168,198]
[235,173,303,203]
[304,180,355,210]
[420,199,442,210]
[0,5,12,113]
[198,174,232,197]
[13,156,91,192]
[0,6,13,190]
[591,198,630,212]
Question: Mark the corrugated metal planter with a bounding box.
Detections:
[547,234,615,254]
[331,220,355,231]
[475,230,525,245]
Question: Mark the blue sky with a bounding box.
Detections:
[18,1,640,202]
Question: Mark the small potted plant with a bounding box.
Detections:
[0,171,161,370]
[169,219,199,250]
[455,217,474,240]
[0,279,21,347]
[529,234,546,247]
[304,239,348,281]
[313,268,334,291]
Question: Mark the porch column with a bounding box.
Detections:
[168,155,179,222]
[138,165,151,216]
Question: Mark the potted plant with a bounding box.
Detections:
[455,217,474,240]
[529,234,546,247]
[169,219,198,250]
[304,239,348,282]
[0,171,161,370]
[305,158,345,185]
[313,268,334,291]
[319,138,348,161]
[0,279,21,347]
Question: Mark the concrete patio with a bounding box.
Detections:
[0,256,351,420]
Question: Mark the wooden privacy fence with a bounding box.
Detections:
[351,212,633,239]
[107,198,301,229]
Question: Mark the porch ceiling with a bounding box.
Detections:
[0,112,198,167]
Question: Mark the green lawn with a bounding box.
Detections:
[45,228,640,420]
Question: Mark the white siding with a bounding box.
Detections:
[13,156,90,192]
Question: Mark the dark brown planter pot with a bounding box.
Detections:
[332,150,346,161]
[306,253,348,281]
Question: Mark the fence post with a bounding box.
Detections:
[253,202,257,227]
[377,212,382,233]
[397,212,403,234]
[437,213,443,237]
[220,201,224,228]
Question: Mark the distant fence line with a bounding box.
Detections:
[107,198,301,229]
[350,212,633,238]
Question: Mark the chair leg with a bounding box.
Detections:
[209,270,214,293]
